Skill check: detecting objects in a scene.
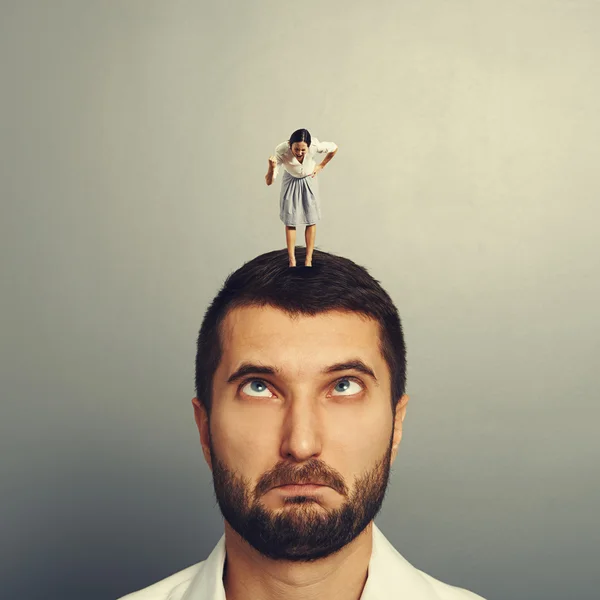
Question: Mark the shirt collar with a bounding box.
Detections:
[179,535,226,600]
[180,523,439,600]
[361,524,439,599]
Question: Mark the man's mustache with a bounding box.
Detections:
[254,459,348,498]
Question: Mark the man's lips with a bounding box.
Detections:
[274,483,328,493]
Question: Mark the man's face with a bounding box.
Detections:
[193,306,407,562]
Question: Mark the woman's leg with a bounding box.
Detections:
[305,224,316,266]
[285,226,297,266]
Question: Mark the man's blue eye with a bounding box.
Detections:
[332,379,362,395]
[241,380,273,397]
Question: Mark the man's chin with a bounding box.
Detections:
[223,506,358,562]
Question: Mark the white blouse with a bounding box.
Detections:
[272,137,338,180]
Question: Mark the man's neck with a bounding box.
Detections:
[223,522,373,600]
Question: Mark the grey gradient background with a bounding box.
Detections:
[1,1,599,599]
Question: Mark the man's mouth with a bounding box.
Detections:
[275,483,327,493]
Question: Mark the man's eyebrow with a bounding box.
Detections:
[226,363,280,384]
[226,359,379,385]
[323,360,379,385]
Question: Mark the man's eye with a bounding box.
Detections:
[240,380,274,397]
[331,378,363,396]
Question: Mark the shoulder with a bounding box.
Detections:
[275,141,290,156]
[371,525,485,600]
[418,569,487,600]
[117,562,201,600]
[311,138,337,152]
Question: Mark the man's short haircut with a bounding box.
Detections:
[195,247,407,419]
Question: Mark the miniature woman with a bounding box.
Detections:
[265,128,338,267]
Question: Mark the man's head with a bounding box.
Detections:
[193,247,408,561]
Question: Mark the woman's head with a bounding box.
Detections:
[289,129,311,161]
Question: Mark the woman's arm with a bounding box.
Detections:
[320,147,337,169]
[312,147,338,177]
[265,156,277,186]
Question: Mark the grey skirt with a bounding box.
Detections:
[279,170,321,226]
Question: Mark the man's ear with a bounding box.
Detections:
[192,397,213,472]
[390,394,409,464]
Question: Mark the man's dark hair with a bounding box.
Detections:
[195,247,406,419]
[288,128,312,147]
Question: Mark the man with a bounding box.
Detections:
[120,247,486,600]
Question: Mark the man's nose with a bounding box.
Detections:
[279,399,323,462]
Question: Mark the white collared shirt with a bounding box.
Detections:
[118,523,486,600]
[272,137,338,180]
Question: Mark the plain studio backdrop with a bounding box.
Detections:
[1,1,599,599]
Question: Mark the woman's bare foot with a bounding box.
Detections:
[289,258,297,267]
[305,259,312,267]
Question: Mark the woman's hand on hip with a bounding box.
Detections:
[311,165,323,178]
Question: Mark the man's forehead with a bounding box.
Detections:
[221,305,379,341]
[218,305,383,368]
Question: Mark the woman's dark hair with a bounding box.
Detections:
[195,247,406,419]
[289,128,311,147]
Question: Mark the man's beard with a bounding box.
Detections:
[208,432,394,562]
